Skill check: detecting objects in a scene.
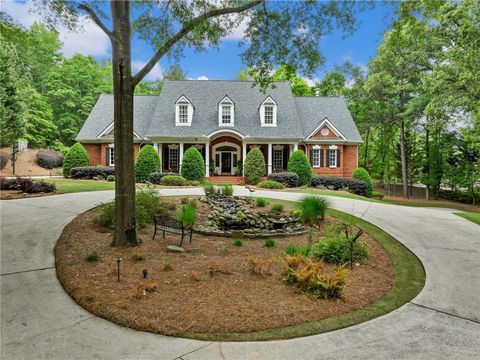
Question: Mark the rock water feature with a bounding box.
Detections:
[194,194,307,238]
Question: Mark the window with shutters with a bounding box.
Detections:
[328,149,337,167]
[311,149,321,167]
[108,147,115,166]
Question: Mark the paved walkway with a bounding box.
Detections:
[1,187,479,360]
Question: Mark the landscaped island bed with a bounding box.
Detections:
[55,197,395,338]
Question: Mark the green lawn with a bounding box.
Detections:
[454,211,480,225]
[181,205,425,341]
[286,188,380,202]
[47,179,115,193]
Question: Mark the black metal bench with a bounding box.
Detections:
[152,214,192,247]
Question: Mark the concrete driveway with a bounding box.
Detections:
[1,187,479,359]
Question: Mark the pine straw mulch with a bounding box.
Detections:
[55,199,394,337]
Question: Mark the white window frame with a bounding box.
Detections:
[328,149,337,168]
[260,96,277,127]
[311,147,321,168]
[168,144,179,170]
[175,95,193,126]
[273,145,284,171]
[218,96,234,126]
[108,145,115,166]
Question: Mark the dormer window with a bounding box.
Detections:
[218,96,234,126]
[175,95,193,126]
[260,96,277,127]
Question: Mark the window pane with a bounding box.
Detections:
[264,106,273,124]
[179,105,188,123]
[222,105,231,124]
[274,148,283,170]
[169,148,179,169]
[109,147,115,166]
[312,149,320,167]
[329,150,336,167]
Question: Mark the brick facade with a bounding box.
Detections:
[84,143,140,167]
[305,144,358,178]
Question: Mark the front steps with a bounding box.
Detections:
[206,176,245,185]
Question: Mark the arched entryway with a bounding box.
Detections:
[212,142,241,175]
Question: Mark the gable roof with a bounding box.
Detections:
[294,96,362,142]
[76,80,361,143]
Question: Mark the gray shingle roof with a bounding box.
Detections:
[76,80,361,142]
[294,96,362,142]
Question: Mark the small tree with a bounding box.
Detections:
[353,167,373,197]
[135,145,160,182]
[288,150,312,186]
[181,147,205,181]
[63,142,89,177]
[244,148,266,184]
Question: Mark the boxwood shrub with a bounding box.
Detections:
[36,150,63,169]
[267,172,299,188]
[160,174,188,186]
[244,147,265,184]
[70,166,115,179]
[63,143,90,177]
[311,176,367,197]
[257,180,285,189]
[135,145,161,182]
[352,167,373,197]
[287,150,312,186]
[148,172,178,184]
[181,147,205,181]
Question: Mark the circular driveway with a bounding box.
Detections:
[1,187,479,360]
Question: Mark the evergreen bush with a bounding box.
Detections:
[135,145,160,182]
[244,147,265,184]
[63,143,89,177]
[287,150,312,186]
[181,147,205,181]
[352,167,373,197]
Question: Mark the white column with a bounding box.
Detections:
[205,142,210,177]
[158,143,163,171]
[293,143,298,152]
[242,143,247,177]
[179,143,184,173]
[267,143,273,175]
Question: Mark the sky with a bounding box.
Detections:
[3,0,397,82]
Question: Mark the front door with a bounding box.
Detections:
[221,152,232,174]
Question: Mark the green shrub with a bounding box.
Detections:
[235,158,243,176]
[271,203,284,212]
[203,183,215,195]
[189,180,201,186]
[135,145,161,182]
[257,180,285,189]
[312,235,369,264]
[178,200,197,226]
[256,197,269,207]
[132,252,146,262]
[106,174,115,182]
[63,143,89,177]
[86,250,100,262]
[244,147,265,184]
[352,167,373,197]
[181,147,205,181]
[265,238,276,248]
[284,243,303,256]
[160,175,188,186]
[297,196,329,225]
[221,184,233,196]
[233,239,244,247]
[287,150,312,186]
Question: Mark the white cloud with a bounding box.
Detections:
[302,77,319,87]
[132,61,163,81]
[223,16,249,41]
[197,76,209,80]
[3,0,110,57]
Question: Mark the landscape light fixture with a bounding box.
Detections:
[143,268,148,279]
[115,256,122,282]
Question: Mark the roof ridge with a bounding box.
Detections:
[164,79,290,84]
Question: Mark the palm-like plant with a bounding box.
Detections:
[297,196,329,226]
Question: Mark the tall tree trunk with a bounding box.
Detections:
[362,127,370,169]
[399,118,409,198]
[425,126,430,201]
[110,1,139,247]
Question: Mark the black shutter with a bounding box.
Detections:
[106,147,110,166]
[309,148,313,166]
[320,149,324,167]
[337,149,341,167]
[165,147,169,171]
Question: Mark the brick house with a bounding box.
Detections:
[76,80,361,178]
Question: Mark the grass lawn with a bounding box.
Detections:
[47,179,115,193]
[182,203,425,341]
[285,188,380,203]
[454,211,480,225]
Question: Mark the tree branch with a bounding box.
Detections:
[133,0,263,86]
[78,3,113,39]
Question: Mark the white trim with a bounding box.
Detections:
[107,146,115,166]
[175,95,193,126]
[306,118,347,140]
[328,149,337,168]
[97,122,141,139]
[311,148,321,168]
[207,128,245,139]
[267,143,273,174]
[273,145,283,171]
[328,144,338,150]
[260,96,277,127]
[212,141,240,175]
[218,96,235,127]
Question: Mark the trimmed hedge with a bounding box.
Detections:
[244,147,265,184]
[63,143,90,177]
[70,166,115,179]
[0,176,56,193]
[0,154,9,170]
[288,150,312,186]
[160,175,188,186]
[181,147,205,181]
[257,180,285,189]
[267,172,299,188]
[352,168,373,197]
[148,172,178,184]
[311,176,367,197]
[37,150,63,169]
[135,145,161,182]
